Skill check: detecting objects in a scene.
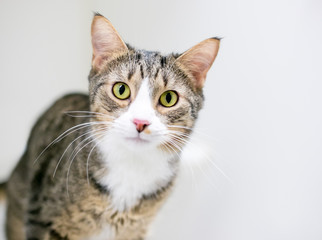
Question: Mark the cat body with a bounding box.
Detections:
[4,14,220,240]
[6,94,171,240]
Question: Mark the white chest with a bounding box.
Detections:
[98,147,175,212]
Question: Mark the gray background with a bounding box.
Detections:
[1,0,322,239]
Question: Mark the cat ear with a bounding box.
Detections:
[91,14,128,71]
[176,38,220,89]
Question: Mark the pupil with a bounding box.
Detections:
[166,92,172,103]
[119,85,125,95]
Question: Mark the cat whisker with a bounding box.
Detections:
[167,130,192,139]
[66,128,109,168]
[34,121,106,165]
[171,139,218,190]
[162,137,198,192]
[161,140,182,160]
[54,122,110,144]
[166,124,193,131]
[168,131,232,183]
[167,132,191,144]
[167,137,187,152]
[64,111,116,119]
[52,126,109,178]
[66,131,107,198]
[168,131,224,178]
[65,114,101,118]
[108,124,136,136]
[169,134,219,190]
[64,111,106,115]
[54,121,107,142]
[52,129,92,178]
[167,124,220,141]
[86,137,105,185]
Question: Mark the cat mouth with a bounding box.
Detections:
[125,136,149,144]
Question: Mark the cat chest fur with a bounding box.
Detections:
[98,146,177,211]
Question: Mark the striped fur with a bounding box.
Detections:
[5,14,220,240]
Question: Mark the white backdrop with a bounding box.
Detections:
[1,0,322,239]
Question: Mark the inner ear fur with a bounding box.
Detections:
[91,14,128,71]
[176,38,220,89]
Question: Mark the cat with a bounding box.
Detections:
[1,13,220,240]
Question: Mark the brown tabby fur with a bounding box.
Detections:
[3,14,220,240]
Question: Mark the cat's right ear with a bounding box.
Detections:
[91,14,128,71]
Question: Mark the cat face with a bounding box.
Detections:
[88,14,220,155]
[89,54,199,153]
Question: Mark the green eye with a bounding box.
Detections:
[112,82,131,100]
[159,90,178,107]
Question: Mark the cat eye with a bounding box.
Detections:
[112,82,131,100]
[159,90,178,107]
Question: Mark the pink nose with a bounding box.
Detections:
[133,118,150,133]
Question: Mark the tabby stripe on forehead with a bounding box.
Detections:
[154,68,160,79]
[136,53,142,61]
[140,65,144,79]
[160,56,167,67]
[128,68,135,81]
[162,73,168,87]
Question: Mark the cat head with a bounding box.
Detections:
[88,14,220,156]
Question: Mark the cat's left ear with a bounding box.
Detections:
[176,38,220,89]
[91,14,128,71]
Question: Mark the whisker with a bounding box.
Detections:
[65,111,105,115]
[168,132,232,183]
[163,139,198,191]
[66,131,106,198]
[167,133,190,146]
[64,111,116,119]
[34,121,106,165]
[52,126,109,178]
[65,114,100,118]
[66,128,109,169]
[86,137,106,185]
[167,124,219,140]
[161,140,182,160]
[167,124,193,130]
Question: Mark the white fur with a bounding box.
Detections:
[97,79,175,211]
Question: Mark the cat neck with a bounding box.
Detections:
[97,145,178,212]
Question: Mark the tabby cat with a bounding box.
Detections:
[2,13,220,240]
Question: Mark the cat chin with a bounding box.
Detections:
[119,137,160,152]
[99,134,161,154]
[125,136,150,143]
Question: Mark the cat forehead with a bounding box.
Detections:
[106,50,188,88]
[128,48,175,66]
